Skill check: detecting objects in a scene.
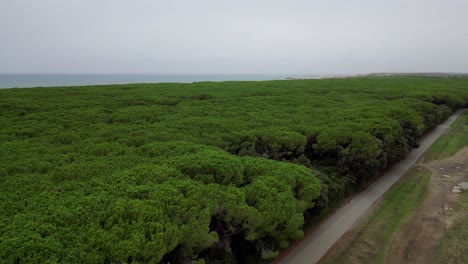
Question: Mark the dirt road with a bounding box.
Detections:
[278,109,466,264]
[385,146,468,264]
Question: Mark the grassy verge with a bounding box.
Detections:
[326,168,431,264]
[436,192,468,264]
[435,110,468,264]
[424,110,468,161]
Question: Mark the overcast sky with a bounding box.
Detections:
[1,0,467,74]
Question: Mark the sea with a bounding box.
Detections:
[0,73,307,89]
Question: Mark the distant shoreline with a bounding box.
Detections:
[287,72,468,80]
[1,72,467,89]
[0,73,297,89]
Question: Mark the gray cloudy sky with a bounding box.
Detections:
[1,0,468,74]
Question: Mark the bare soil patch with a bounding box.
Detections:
[385,146,468,264]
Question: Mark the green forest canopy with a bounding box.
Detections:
[0,77,467,263]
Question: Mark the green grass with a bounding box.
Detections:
[425,111,468,161]
[434,111,468,264]
[326,168,431,264]
[436,191,468,264]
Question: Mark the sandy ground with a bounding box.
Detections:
[385,146,468,264]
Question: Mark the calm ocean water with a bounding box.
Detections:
[0,74,303,89]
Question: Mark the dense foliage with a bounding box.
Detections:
[0,77,467,263]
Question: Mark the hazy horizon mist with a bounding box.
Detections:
[1,0,468,74]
